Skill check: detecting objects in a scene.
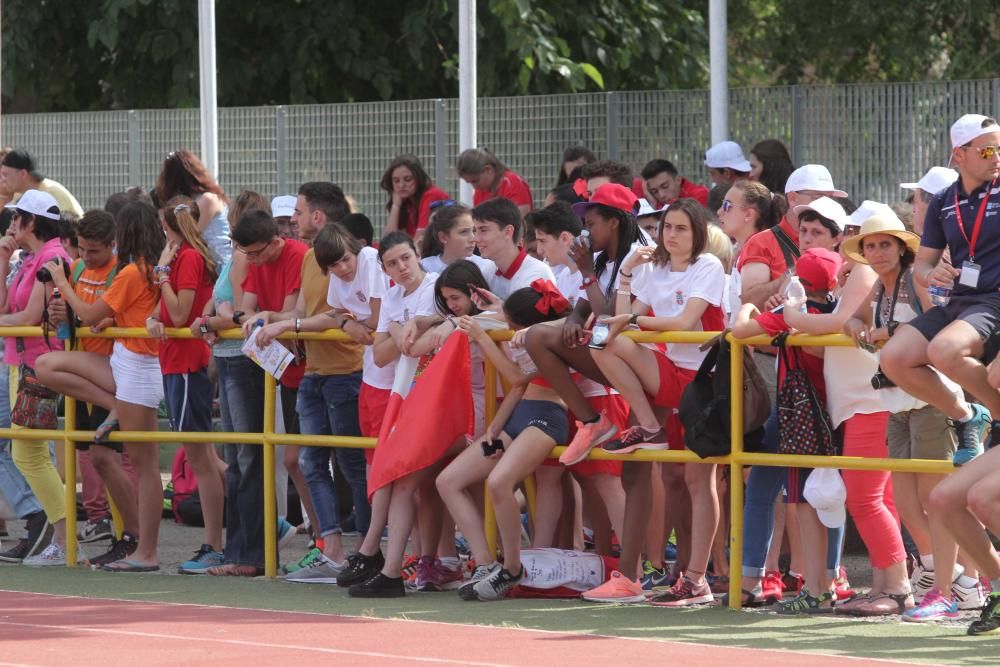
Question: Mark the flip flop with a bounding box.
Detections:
[94,417,120,444]
[101,558,160,573]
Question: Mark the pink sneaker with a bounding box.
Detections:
[581,570,645,604]
[422,558,464,591]
[560,412,618,465]
[648,575,714,607]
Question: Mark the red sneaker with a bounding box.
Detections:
[560,412,618,465]
[782,572,804,597]
[834,566,855,601]
[762,571,783,603]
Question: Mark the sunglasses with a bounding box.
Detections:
[962,145,1000,160]
[429,199,457,211]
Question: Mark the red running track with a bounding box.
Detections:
[0,591,916,666]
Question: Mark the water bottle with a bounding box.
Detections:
[785,276,807,313]
[52,287,70,340]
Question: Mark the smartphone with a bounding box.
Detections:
[481,439,505,456]
[588,321,611,349]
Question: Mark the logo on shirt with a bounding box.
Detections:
[355,290,367,303]
[675,290,685,305]
[403,307,410,321]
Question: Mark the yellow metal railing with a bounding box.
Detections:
[0,326,957,610]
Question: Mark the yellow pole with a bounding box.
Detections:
[727,337,745,610]
[483,354,498,557]
[523,474,536,525]
[263,374,277,578]
[108,493,124,539]
[63,395,78,567]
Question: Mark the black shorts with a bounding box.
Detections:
[502,399,569,444]
[74,403,119,452]
[908,293,1000,361]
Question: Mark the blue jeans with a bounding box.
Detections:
[0,363,42,519]
[742,410,843,579]
[217,355,266,568]
[297,372,370,538]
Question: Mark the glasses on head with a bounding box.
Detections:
[962,145,1000,160]
[237,239,273,258]
[429,199,457,211]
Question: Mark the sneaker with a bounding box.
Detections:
[952,403,990,466]
[89,533,138,570]
[580,570,645,603]
[968,592,1000,636]
[761,571,784,603]
[336,550,386,588]
[774,589,835,614]
[781,572,804,597]
[178,543,225,575]
[902,589,959,622]
[640,560,673,595]
[24,511,52,559]
[458,562,500,600]
[953,576,987,611]
[469,565,523,601]
[23,542,68,567]
[834,567,856,601]
[283,547,322,575]
[648,575,714,607]
[601,426,667,455]
[560,412,618,465]
[909,560,935,602]
[285,553,346,584]
[402,553,422,586]
[277,518,297,550]
[348,572,405,598]
[0,539,29,563]
[419,558,464,592]
[78,517,114,544]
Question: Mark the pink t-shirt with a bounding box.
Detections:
[5,238,70,367]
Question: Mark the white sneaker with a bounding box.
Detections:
[283,554,346,584]
[910,561,935,602]
[953,576,986,611]
[23,542,67,567]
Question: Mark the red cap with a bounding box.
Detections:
[795,247,842,292]
[571,183,639,218]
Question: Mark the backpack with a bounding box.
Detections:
[679,331,771,458]
[773,332,836,456]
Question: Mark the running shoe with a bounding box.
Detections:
[952,403,990,466]
[411,555,435,590]
[640,560,673,595]
[648,575,714,607]
[420,558,464,592]
[968,592,1000,636]
[23,542,68,567]
[458,562,499,599]
[78,517,113,544]
[834,567,856,601]
[89,533,138,570]
[336,550,386,588]
[602,426,667,455]
[348,572,405,598]
[560,412,618,465]
[285,553,346,584]
[25,511,52,559]
[178,543,224,574]
[401,553,421,585]
[581,570,646,604]
[909,560,935,602]
[761,571,784,603]
[953,576,986,611]
[469,565,523,601]
[283,547,322,575]
[902,589,959,623]
[0,538,30,563]
[774,589,835,614]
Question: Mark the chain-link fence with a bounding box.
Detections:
[4,79,998,231]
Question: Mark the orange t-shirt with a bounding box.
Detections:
[101,263,159,357]
[71,258,116,356]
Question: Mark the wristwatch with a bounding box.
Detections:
[629,313,640,326]
[232,311,245,326]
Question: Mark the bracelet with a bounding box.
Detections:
[154,265,171,274]
[580,275,597,290]
[619,269,632,278]
[295,318,301,333]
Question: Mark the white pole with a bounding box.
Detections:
[198,0,219,178]
[709,0,728,144]
[458,0,476,205]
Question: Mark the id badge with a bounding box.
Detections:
[960,260,981,288]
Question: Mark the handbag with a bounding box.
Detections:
[10,363,59,429]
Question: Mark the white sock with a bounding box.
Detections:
[958,404,975,422]
[919,554,934,570]
[956,574,979,588]
[439,556,460,570]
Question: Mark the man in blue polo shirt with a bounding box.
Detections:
[882,114,1000,465]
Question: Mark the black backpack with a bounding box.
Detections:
[773,332,836,457]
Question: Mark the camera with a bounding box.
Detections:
[870,368,896,390]
[588,321,610,350]
[36,257,69,283]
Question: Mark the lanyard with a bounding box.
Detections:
[874,269,903,329]
[954,179,996,261]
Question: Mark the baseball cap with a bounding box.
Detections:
[793,196,849,231]
[704,141,752,173]
[271,195,296,218]
[949,114,1000,149]
[899,166,959,195]
[636,198,667,218]
[784,164,848,198]
[571,183,639,218]
[794,247,842,292]
[803,467,847,529]
[5,189,60,220]
[848,200,896,228]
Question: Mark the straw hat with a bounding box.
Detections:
[841,213,920,265]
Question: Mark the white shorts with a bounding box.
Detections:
[110,342,164,409]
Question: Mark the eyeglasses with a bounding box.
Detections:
[961,145,1000,160]
[429,199,457,211]
[237,239,274,258]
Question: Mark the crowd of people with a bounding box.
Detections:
[0,115,998,637]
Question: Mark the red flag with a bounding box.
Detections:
[367,334,474,500]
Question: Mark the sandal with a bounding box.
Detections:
[838,591,913,617]
[94,417,120,444]
[101,558,160,573]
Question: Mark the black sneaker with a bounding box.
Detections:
[0,538,29,563]
[601,426,668,455]
[24,511,53,559]
[335,550,386,588]
[348,572,405,598]
[469,565,523,601]
[88,533,139,570]
[968,592,1000,636]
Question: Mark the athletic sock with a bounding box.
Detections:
[958,404,975,423]
[439,556,460,570]
[956,574,979,588]
[919,554,934,570]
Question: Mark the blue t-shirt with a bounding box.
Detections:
[921,178,1000,296]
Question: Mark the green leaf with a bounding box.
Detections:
[580,62,604,89]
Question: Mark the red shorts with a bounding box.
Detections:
[549,395,629,476]
[649,350,697,408]
[666,411,686,451]
[359,383,391,464]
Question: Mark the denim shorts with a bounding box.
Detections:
[502,399,569,444]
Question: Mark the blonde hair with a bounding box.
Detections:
[162,195,218,281]
[705,223,733,273]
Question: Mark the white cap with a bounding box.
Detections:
[950,114,1000,149]
[899,166,959,196]
[784,164,848,198]
[848,200,896,228]
[803,468,847,529]
[793,196,849,231]
[704,141,752,173]
[636,198,667,217]
[5,189,60,220]
[271,195,296,218]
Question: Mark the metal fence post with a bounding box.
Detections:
[606,91,620,161]
[727,336,745,610]
[993,79,1000,121]
[127,110,140,186]
[791,86,805,166]
[275,106,288,195]
[434,99,448,188]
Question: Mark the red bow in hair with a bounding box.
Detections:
[572,178,589,198]
[531,279,570,315]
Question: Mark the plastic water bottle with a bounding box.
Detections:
[52,287,70,340]
[785,276,807,313]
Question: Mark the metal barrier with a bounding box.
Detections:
[0,326,957,610]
